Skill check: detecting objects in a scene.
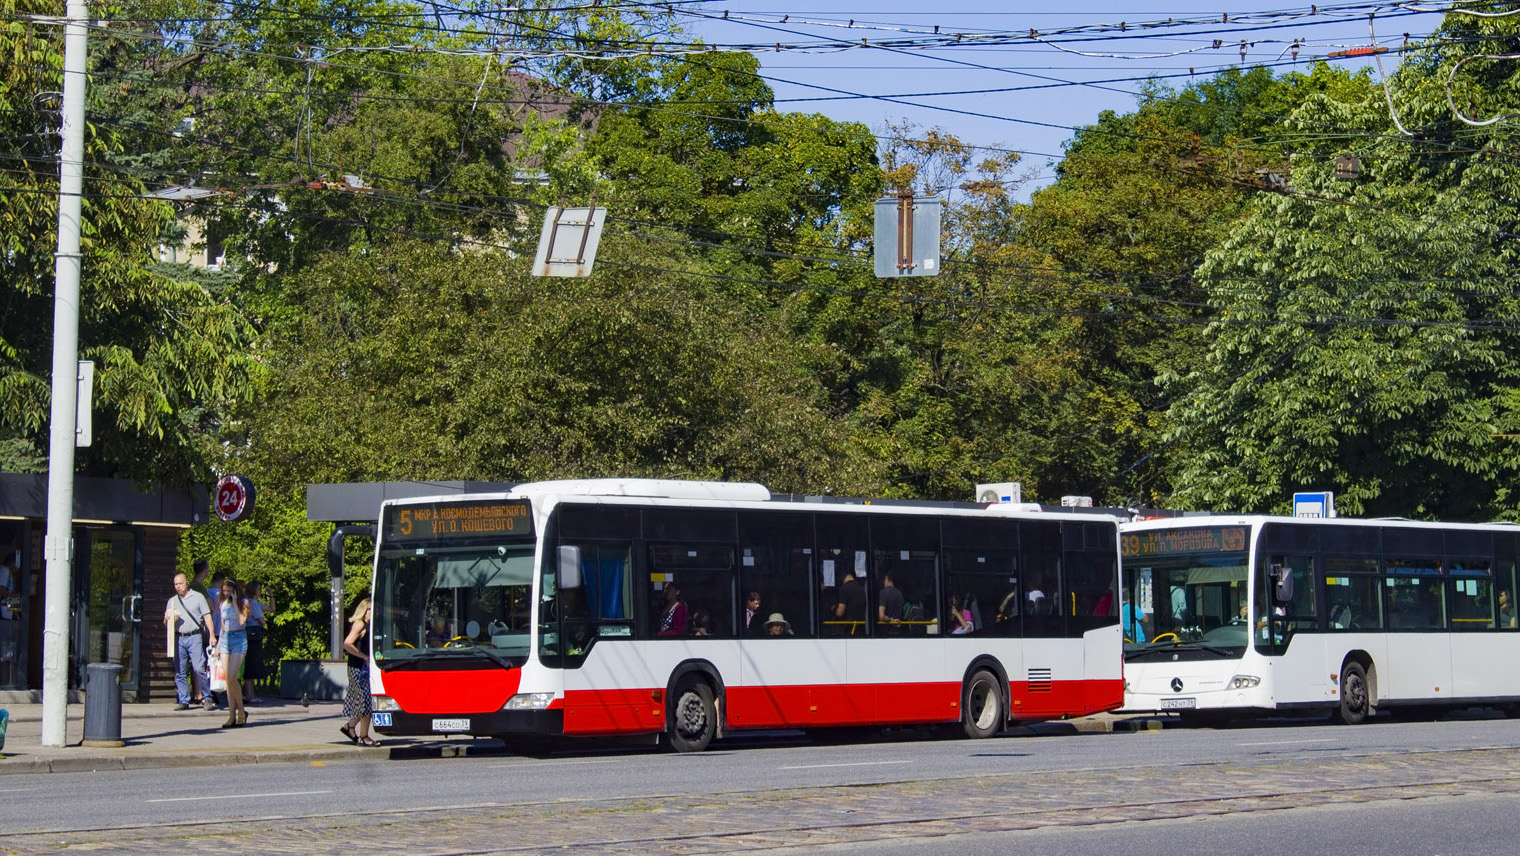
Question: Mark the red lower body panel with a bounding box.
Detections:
[558,678,1123,736]
[383,668,520,715]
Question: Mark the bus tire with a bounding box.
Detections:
[664,680,716,753]
[1333,661,1369,725]
[962,669,1003,739]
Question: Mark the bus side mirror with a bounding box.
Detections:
[557,545,582,590]
[1272,563,1294,604]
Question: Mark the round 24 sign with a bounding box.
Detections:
[214,475,256,523]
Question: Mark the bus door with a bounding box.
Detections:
[1446,560,1493,699]
[1381,557,1450,701]
[1258,553,1325,701]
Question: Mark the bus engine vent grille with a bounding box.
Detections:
[1028,668,1053,692]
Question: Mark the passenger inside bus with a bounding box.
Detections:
[765,613,792,636]
[1122,601,1147,642]
[655,583,688,637]
[1499,589,1517,629]
[995,588,1020,632]
[947,594,973,635]
[834,572,866,634]
[743,592,763,636]
[691,609,712,637]
[1026,576,1051,615]
[426,618,449,648]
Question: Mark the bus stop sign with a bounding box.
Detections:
[1293,491,1335,518]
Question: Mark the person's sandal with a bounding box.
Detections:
[340,724,357,743]
[357,736,381,746]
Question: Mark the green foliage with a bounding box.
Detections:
[0,0,255,484]
[179,487,347,662]
[1163,11,1520,519]
[242,239,882,496]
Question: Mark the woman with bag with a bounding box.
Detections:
[340,598,379,746]
[216,578,251,728]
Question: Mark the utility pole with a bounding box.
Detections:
[43,0,89,748]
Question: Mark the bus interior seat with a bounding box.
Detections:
[1330,603,1353,629]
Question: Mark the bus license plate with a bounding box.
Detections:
[433,718,471,732]
[1159,697,1197,710]
[372,712,392,727]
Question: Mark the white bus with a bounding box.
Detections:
[367,479,1124,751]
[1119,515,1520,724]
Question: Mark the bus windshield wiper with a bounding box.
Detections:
[380,645,516,671]
[1126,641,1242,660]
[428,643,516,671]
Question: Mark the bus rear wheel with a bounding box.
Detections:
[1333,661,1369,725]
[962,669,1004,739]
[664,681,716,753]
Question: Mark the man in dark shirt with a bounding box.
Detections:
[877,573,905,633]
[743,592,763,637]
[835,572,867,635]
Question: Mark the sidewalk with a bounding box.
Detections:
[0,698,1142,775]
[0,697,498,775]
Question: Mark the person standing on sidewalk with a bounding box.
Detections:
[243,581,267,704]
[165,573,216,711]
[340,598,379,746]
[216,578,250,728]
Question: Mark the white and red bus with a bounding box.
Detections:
[367,479,1124,751]
[1119,515,1520,723]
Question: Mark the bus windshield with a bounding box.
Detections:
[1123,527,1251,661]
[373,544,536,665]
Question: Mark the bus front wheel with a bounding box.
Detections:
[962,669,1004,739]
[664,681,716,753]
[1333,662,1370,725]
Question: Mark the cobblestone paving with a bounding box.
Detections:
[8,748,1520,855]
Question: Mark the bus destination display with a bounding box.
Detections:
[383,499,534,542]
[1122,525,1247,558]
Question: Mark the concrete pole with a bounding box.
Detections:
[42,0,89,748]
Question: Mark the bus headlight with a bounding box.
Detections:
[503,692,555,711]
[1228,675,1261,690]
[373,695,401,712]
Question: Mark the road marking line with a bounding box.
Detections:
[778,760,914,770]
[487,758,629,769]
[147,790,331,803]
[1237,738,1338,746]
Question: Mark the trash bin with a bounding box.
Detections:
[82,662,124,747]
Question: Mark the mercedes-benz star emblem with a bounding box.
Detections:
[1171,678,1185,693]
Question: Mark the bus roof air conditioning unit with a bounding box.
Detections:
[976,482,1021,504]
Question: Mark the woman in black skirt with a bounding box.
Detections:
[242,580,267,703]
[340,598,379,745]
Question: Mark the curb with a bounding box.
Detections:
[1112,717,1166,733]
[0,738,515,775]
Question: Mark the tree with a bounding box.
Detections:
[1013,63,1376,504]
[241,238,882,496]
[0,0,254,483]
[1163,11,1520,519]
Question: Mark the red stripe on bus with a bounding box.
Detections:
[558,678,1124,736]
[382,668,521,714]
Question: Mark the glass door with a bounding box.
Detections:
[74,528,144,693]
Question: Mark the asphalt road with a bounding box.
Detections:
[5,715,1520,853]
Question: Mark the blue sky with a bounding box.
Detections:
[684,2,1453,188]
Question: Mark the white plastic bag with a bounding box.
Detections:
[209,648,227,692]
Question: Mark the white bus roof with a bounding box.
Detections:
[1121,514,1520,532]
[376,479,1123,523]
